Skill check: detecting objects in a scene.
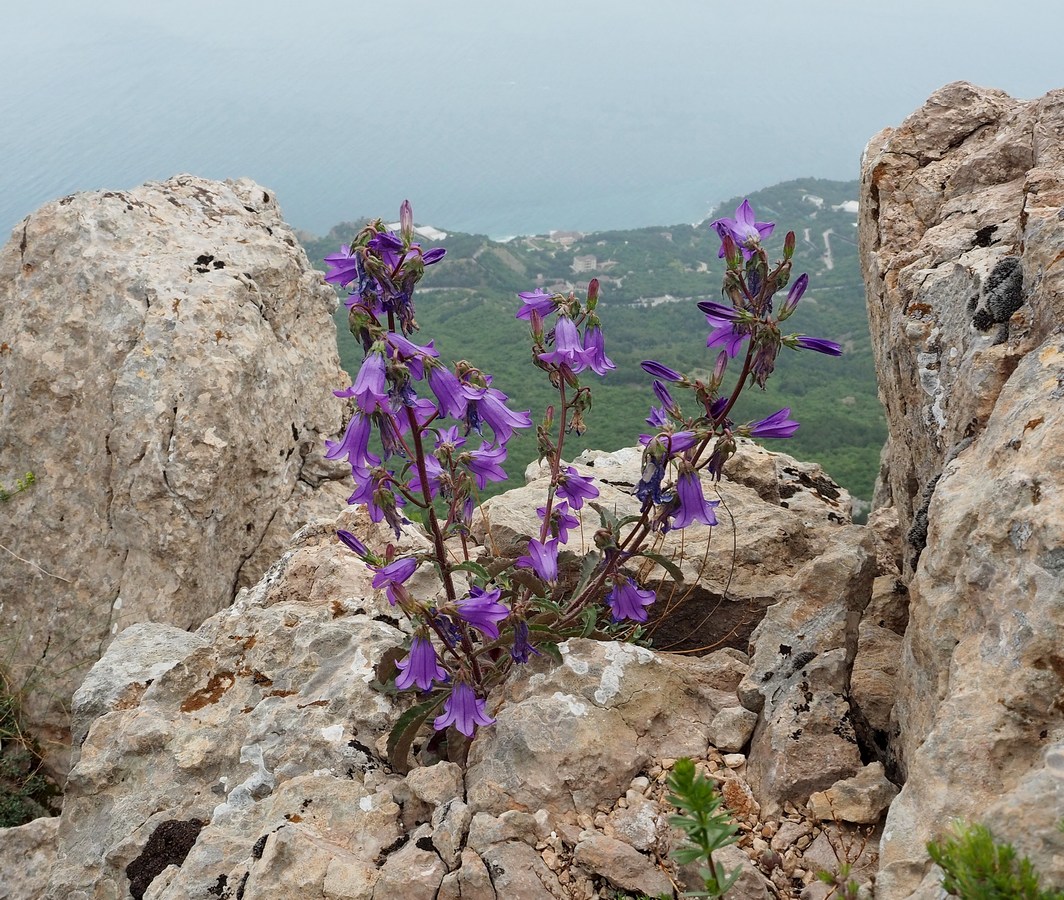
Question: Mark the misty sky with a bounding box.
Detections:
[2,1,1061,237]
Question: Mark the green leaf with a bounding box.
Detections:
[587,500,618,530]
[386,695,446,774]
[450,560,491,581]
[637,550,685,585]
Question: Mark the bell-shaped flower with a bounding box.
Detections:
[510,620,542,664]
[516,288,558,320]
[515,537,560,583]
[710,199,774,260]
[557,466,599,510]
[581,324,615,376]
[455,586,509,640]
[371,556,418,605]
[407,452,443,500]
[538,316,593,373]
[606,577,656,623]
[395,634,448,691]
[426,363,467,419]
[538,500,580,544]
[670,467,719,530]
[464,385,532,444]
[465,443,508,491]
[323,244,360,287]
[325,410,381,472]
[337,349,388,414]
[433,680,495,737]
[748,408,800,439]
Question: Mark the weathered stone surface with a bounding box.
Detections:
[465,639,746,818]
[0,815,59,900]
[740,526,876,816]
[859,82,1064,572]
[573,830,674,896]
[484,443,853,654]
[877,335,1064,897]
[0,175,351,771]
[480,841,565,899]
[861,82,1064,898]
[372,824,446,899]
[709,705,759,753]
[809,762,899,824]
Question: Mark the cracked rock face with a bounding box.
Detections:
[0,175,350,774]
[861,83,1064,897]
[859,81,1064,572]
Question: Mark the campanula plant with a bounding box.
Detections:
[325,199,839,767]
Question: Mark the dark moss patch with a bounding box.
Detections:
[126,818,205,900]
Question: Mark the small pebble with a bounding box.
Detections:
[722,753,746,769]
[630,776,650,792]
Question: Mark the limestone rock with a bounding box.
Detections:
[0,816,59,900]
[479,443,853,654]
[809,763,899,824]
[861,82,1064,898]
[480,841,565,899]
[740,526,876,815]
[573,830,674,897]
[859,82,1064,571]
[709,705,759,753]
[465,639,745,818]
[0,175,351,771]
[877,332,1064,896]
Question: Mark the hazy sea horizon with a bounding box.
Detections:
[4,1,1060,245]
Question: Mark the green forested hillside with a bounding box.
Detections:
[299,178,885,504]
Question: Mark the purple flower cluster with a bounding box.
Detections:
[326,204,533,541]
[324,198,842,747]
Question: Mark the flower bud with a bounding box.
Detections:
[586,278,599,310]
[783,230,796,260]
[713,350,728,384]
[400,200,413,243]
[722,234,742,270]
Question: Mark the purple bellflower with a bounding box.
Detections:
[336,530,368,556]
[395,634,448,691]
[556,466,599,510]
[516,536,560,583]
[669,467,720,530]
[700,303,748,358]
[406,452,444,500]
[371,556,418,606]
[463,385,533,444]
[779,274,808,320]
[455,585,510,640]
[426,363,467,419]
[465,443,509,491]
[325,410,381,472]
[749,408,800,439]
[794,335,843,356]
[433,680,495,737]
[640,360,684,383]
[339,349,388,414]
[538,500,580,543]
[516,289,558,320]
[510,620,542,664]
[581,324,616,376]
[323,244,360,287]
[710,200,774,259]
[539,316,593,373]
[606,577,656,623]
[646,405,669,428]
